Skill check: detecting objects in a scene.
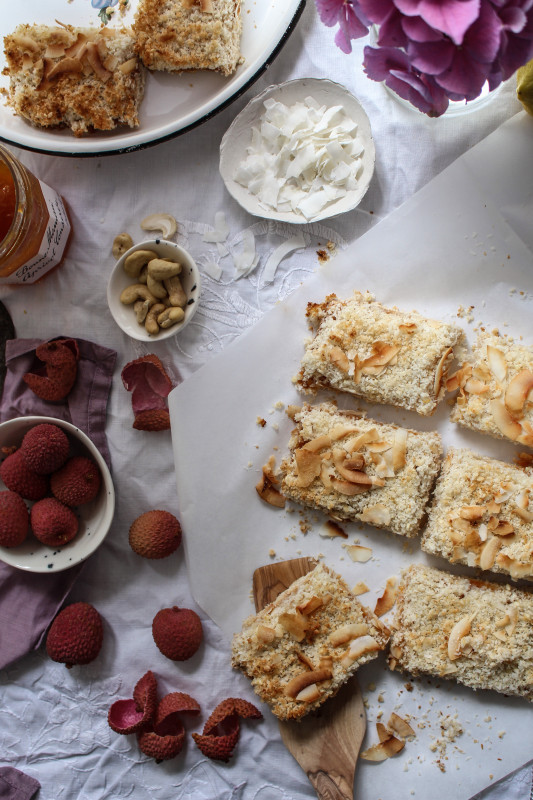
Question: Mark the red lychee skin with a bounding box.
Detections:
[192,728,240,762]
[50,456,101,507]
[31,497,79,547]
[46,601,103,668]
[0,490,29,547]
[0,449,48,501]
[152,606,203,661]
[153,692,200,736]
[128,510,182,559]
[108,671,158,736]
[137,729,185,762]
[133,670,158,716]
[203,698,263,735]
[132,409,171,431]
[22,340,78,402]
[20,423,70,475]
[192,698,262,762]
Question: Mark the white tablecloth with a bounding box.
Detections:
[0,3,531,799]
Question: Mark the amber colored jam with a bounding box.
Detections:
[0,160,16,243]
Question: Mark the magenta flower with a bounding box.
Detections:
[315,0,533,115]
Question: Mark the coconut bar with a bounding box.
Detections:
[280,402,442,537]
[134,0,242,77]
[3,24,145,136]
[231,563,390,720]
[388,564,533,702]
[296,291,465,416]
[449,332,533,447]
[422,448,533,582]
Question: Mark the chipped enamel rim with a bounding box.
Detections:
[219,78,376,224]
[107,239,201,342]
[0,416,115,573]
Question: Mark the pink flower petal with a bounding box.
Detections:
[401,15,444,41]
[396,0,481,45]
[408,39,455,73]
[377,9,410,46]
[434,48,490,98]
[358,0,395,24]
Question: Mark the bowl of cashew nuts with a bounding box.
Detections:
[107,238,201,341]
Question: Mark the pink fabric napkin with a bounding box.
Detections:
[0,337,116,670]
[0,767,40,800]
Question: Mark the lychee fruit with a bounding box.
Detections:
[0,490,29,547]
[152,606,203,661]
[129,510,182,559]
[20,423,69,475]
[0,449,48,501]
[50,456,101,506]
[46,601,103,668]
[31,497,79,546]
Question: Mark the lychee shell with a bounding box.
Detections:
[46,601,103,667]
[0,490,29,547]
[20,423,69,475]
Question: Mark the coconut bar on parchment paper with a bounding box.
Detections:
[231,562,390,720]
[422,448,533,582]
[388,564,533,702]
[296,291,465,416]
[449,332,533,447]
[279,402,442,537]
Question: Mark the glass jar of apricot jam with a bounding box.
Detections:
[0,145,71,284]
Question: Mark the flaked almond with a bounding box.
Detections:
[504,369,533,416]
[352,581,369,595]
[256,625,276,644]
[297,596,323,615]
[459,505,485,521]
[490,399,522,441]
[374,577,398,617]
[294,447,322,487]
[434,346,453,396]
[332,478,370,496]
[360,736,405,761]
[328,345,350,372]
[345,544,372,563]
[388,712,415,740]
[279,611,308,641]
[284,668,332,698]
[328,623,369,647]
[486,344,507,383]
[357,504,391,526]
[295,683,321,703]
[448,614,475,660]
[479,536,501,570]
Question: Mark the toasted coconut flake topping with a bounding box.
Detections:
[328,623,369,647]
[374,577,398,617]
[357,503,391,526]
[352,581,369,595]
[345,544,372,563]
[504,369,533,416]
[388,712,415,740]
[284,668,333,698]
[278,612,308,641]
[328,345,350,372]
[256,625,276,644]
[459,505,485,521]
[490,399,522,442]
[296,596,324,615]
[295,683,322,703]
[448,614,476,660]
[479,537,501,570]
[486,345,507,383]
[294,447,322,487]
[392,428,408,471]
[360,735,405,761]
[434,346,453,396]
[332,478,371,496]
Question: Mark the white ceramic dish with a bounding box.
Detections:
[0,0,305,157]
[107,238,201,342]
[219,78,376,224]
[0,416,115,573]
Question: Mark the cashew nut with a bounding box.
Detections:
[140,213,177,239]
[123,249,158,279]
[112,232,134,259]
[133,299,148,324]
[147,258,182,281]
[164,275,187,307]
[146,272,168,300]
[144,303,166,336]
[120,284,158,306]
[157,306,185,328]
[138,265,148,285]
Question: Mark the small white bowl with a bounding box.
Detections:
[107,239,201,342]
[219,78,376,224]
[0,416,115,573]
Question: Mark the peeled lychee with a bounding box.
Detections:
[31,497,79,546]
[20,423,69,475]
[152,606,203,661]
[50,456,101,506]
[0,449,48,501]
[46,601,103,668]
[0,490,29,547]
[129,510,182,559]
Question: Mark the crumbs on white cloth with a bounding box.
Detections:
[233,96,365,220]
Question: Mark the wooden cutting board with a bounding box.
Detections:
[253,557,366,800]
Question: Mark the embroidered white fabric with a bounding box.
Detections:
[0,3,531,799]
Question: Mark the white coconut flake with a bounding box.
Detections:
[233,97,365,221]
[199,255,222,281]
[262,235,305,285]
[202,211,229,244]
[233,228,259,278]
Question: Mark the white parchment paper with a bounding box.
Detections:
[169,111,533,800]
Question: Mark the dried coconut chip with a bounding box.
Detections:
[233,228,258,278]
[202,211,229,244]
[261,235,305,285]
[373,576,398,617]
[360,735,405,761]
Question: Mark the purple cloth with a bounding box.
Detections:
[0,768,40,800]
[0,337,116,670]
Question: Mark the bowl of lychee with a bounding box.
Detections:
[0,416,115,573]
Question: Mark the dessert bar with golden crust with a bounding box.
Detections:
[422,448,533,582]
[388,564,533,702]
[280,402,442,538]
[296,291,465,416]
[449,332,533,448]
[231,563,390,720]
[3,24,145,136]
[134,0,242,77]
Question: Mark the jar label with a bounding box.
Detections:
[2,180,71,284]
